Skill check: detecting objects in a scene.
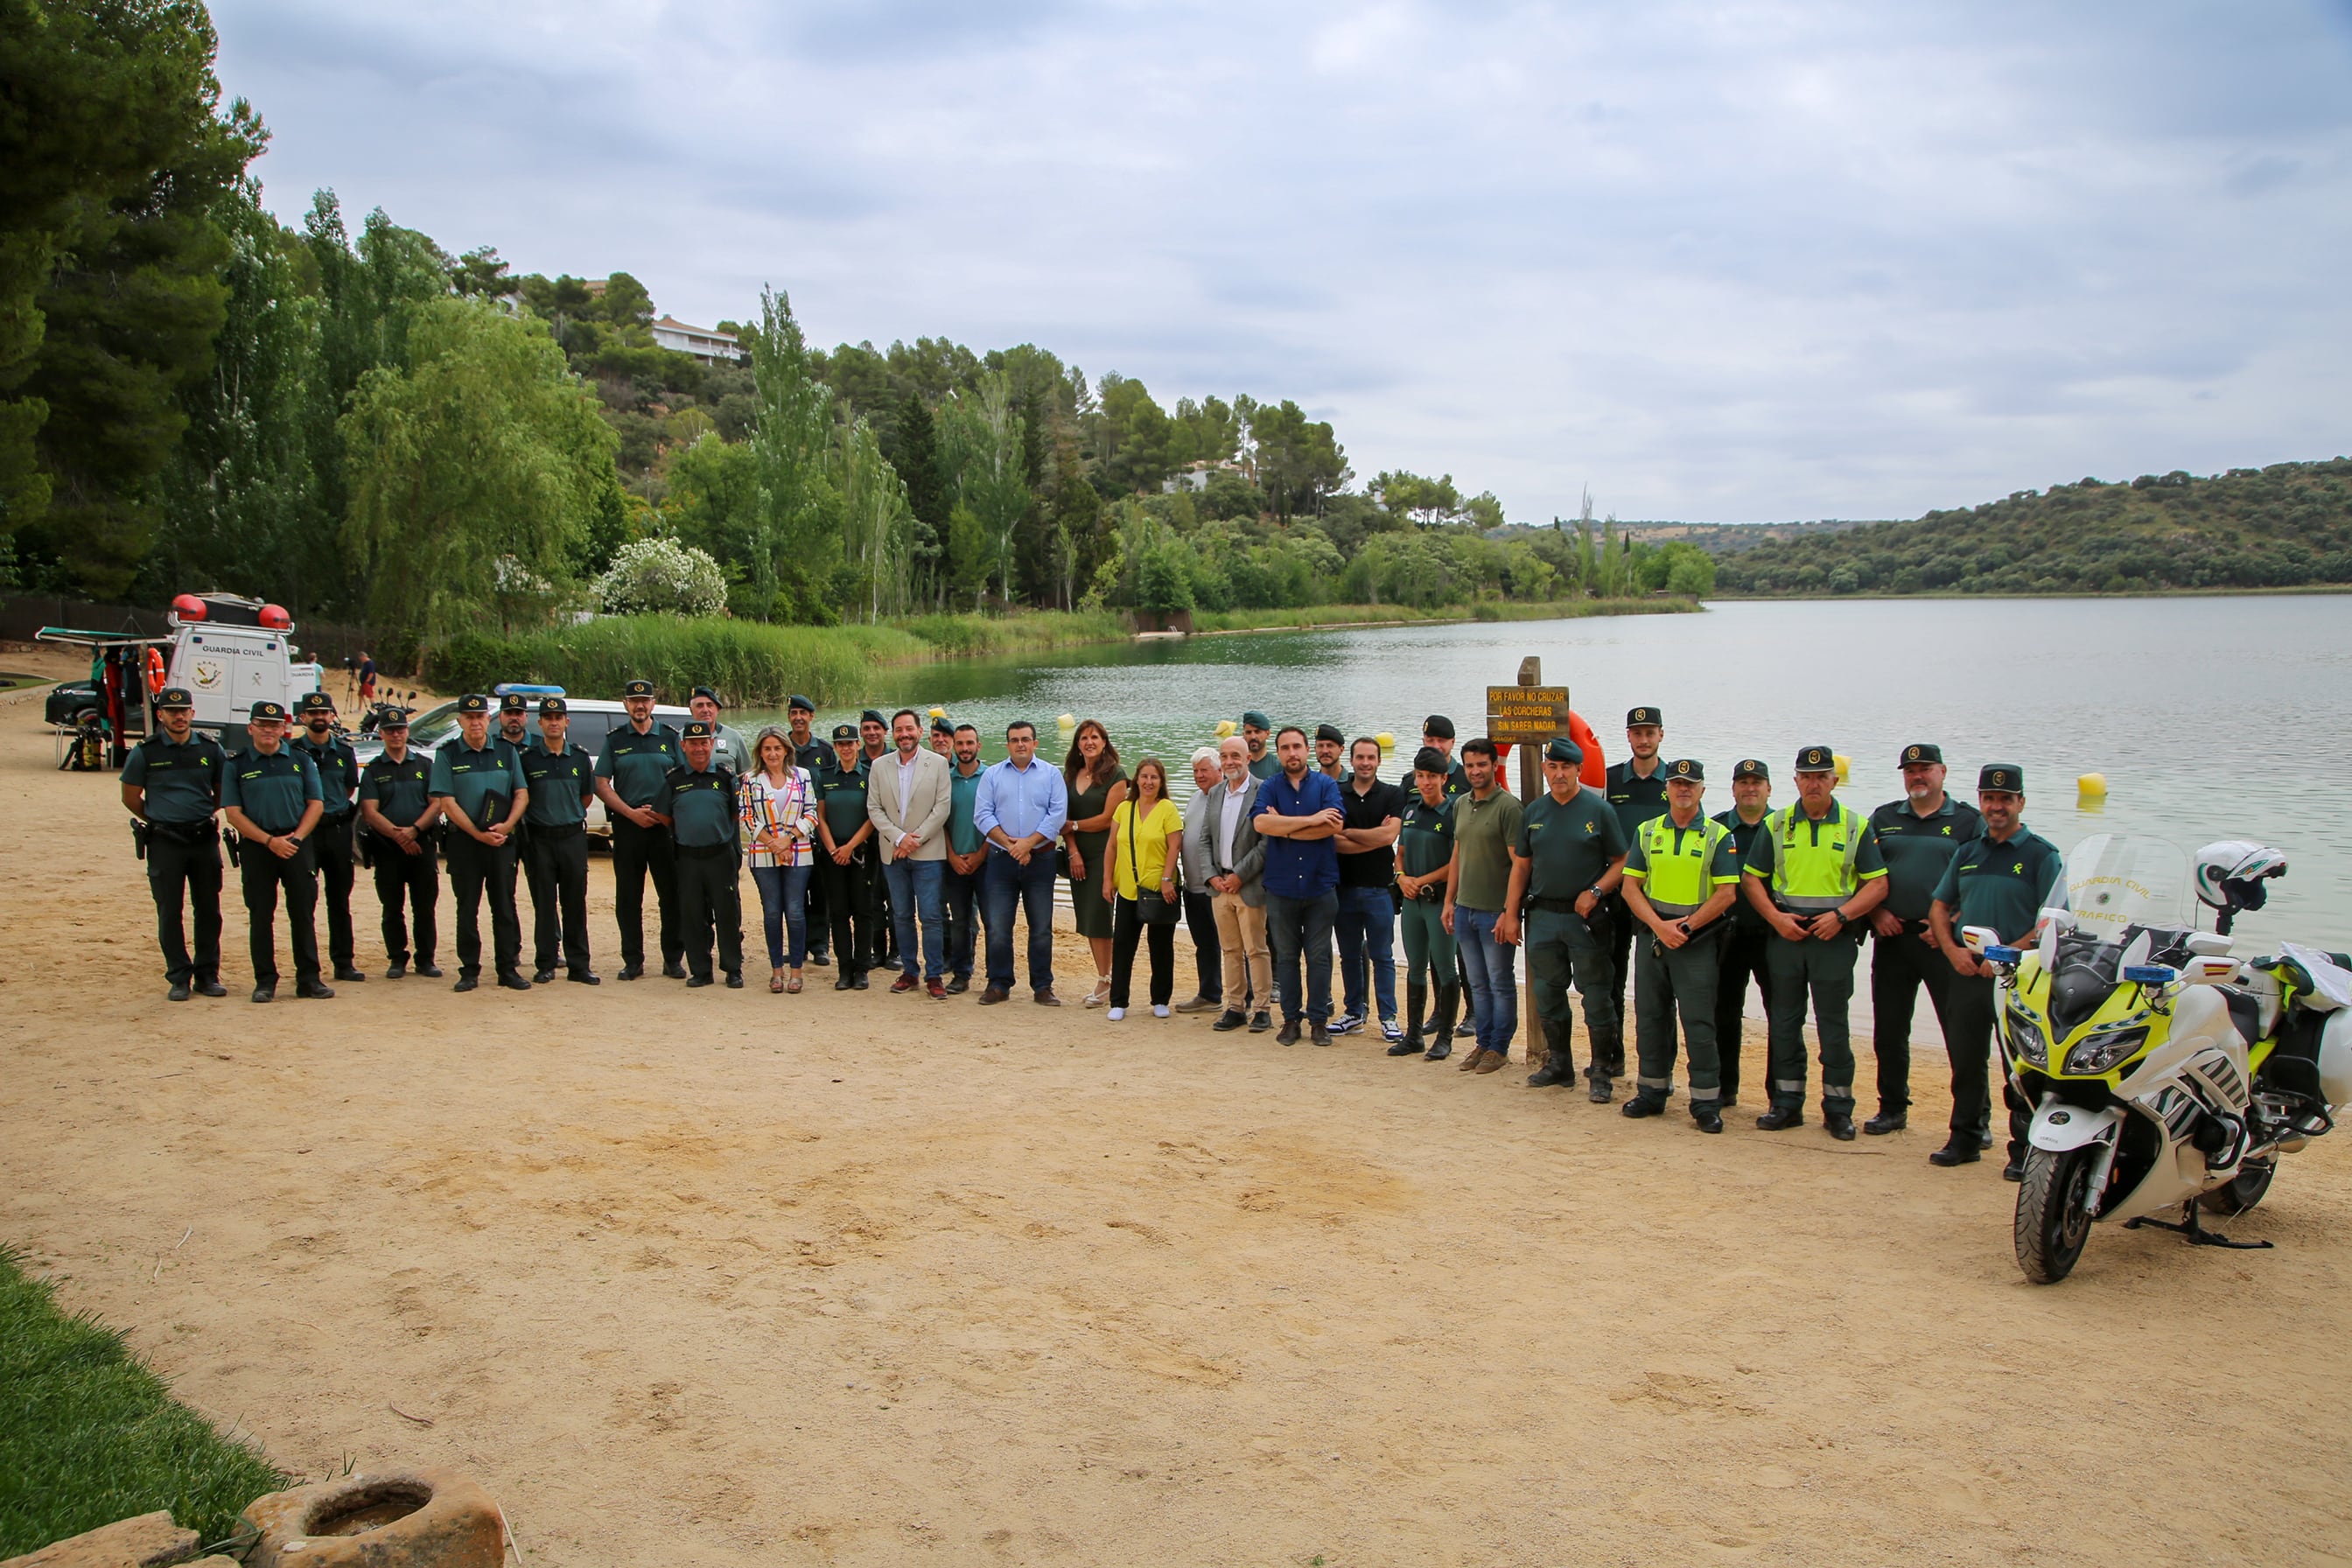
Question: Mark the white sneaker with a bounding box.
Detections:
[1381,1018,1404,1042]
[1331,1013,1362,1035]
[1107,1006,1126,1021]
[1152,1004,1170,1018]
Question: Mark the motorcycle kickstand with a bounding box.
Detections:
[2124,1201,2274,1252]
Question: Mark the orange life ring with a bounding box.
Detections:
[145,647,165,695]
[1491,711,1608,786]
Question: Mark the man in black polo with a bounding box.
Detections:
[357,709,440,978]
[119,686,229,1000]
[657,719,745,989]
[291,691,368,984]
[1332,736,1404,1040]
[1864,742,1982,1137]
[787,694,831,967]
[220,700,330,1003]
[1600,705,1671,1089]
[430,693,531,992]
[860,708,895,968]
[520,696,598,984]
[594,678,684,980]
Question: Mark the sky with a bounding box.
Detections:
[210,0,2352,526]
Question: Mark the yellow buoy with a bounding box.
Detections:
[928,705,946,719]
[2077,772,2107,798]
[1057,712,1075,729]
[1376,732,1395,749]
[1832,752,1852,782]
[1214,719,1236,738]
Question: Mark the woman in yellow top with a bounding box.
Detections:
[1101,756,1185,1020]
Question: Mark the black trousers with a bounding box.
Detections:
[1713,922,1774,1104]
[241,838,319,988]
[1943,971,2027,1155]
[1870,921,1957,1113]
[313,813,359,972]
[611,815,681,970]
[1183,887,1222,1003]
[526,825,592,974]
[677,843,744,981]
[147,826,222,986]
[445,832,522,980]
[370,834,438,967]
[818,849,877,974]
[1110,895,1176,1009]
[1597,892,1638,1077]
[804,855,830,959]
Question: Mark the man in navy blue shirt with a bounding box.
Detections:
[1252,725,1345,1046]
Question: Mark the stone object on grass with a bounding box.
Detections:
[241,1468,502,1568]
[0,1511,201,1567]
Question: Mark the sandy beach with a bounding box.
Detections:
[4,654,2348,1568]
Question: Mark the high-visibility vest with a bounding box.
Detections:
[1634,813,1731,916]
[1764,802,1867,910]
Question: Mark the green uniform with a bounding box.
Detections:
[596,723,682,808]
[598,721,684,976]
[359,748,438,974]
[1742,801,1888,1115]
[359,752,434,826]
[429,738,525,826]
[122,732,227,989]
[1867,795,1983,1116]
[1712,808,1776,1105]
[520,741,596,978]
[663,760,744,984]
[1516,785,1629,1083]
[223,746,324,990]
[1396,795,1457,984]
[430,738,528,983]
[1936,825,2063,1152]
[123,733,226,824]
[1622,812,1742,1108]
[1600,760,1673,1073]
[223,746,321,835]
[292,732,364,977]
[818,756,872,844]
[520,743,594,828]
[1248,752,1279,781]
[661,762,740,849]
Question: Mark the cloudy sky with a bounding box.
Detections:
[212,1,2352,525]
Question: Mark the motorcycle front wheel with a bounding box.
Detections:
[2015,1145,2098,1284]
[2197,1159,2275,1216]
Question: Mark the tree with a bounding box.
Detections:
[835,414,912,622]
[1248,398,1348,517]
[664,431,760,584]
[341,298,619,648]
[897,391,948,604]
[745,286,843,620]
[596,536,726,617]
[942,370,1028,604]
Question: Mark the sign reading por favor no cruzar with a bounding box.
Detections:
[1485,684,1571,742]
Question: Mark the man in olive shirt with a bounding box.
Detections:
[594,678,684,980]
[817,724,878,989]
[657,720,744,989]
[1600,705,1671,1082]
[520,696,598,984]
[787,694,831,967]
[1619,760,1743,1130]
[1443,738,1524,1074]
[220,699,329,1003]
[1864,743,1983,1137]
[1710,759,1776,1106]
[1510,738,1630,1098]
[430,693,531,992]
[119,686,228,1000]
[290,691,367,984]
[357,710,440,978]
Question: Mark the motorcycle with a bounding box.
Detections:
[1968,834,2352,1284]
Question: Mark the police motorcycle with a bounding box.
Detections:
[1965,834,2350,1284]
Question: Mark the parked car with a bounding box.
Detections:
[349,694,692,839]
[45,680,102,728]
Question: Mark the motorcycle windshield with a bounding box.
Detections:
[2062,833,2189,940]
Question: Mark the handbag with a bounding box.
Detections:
[1130,803,1181,926]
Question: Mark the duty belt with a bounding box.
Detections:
[530,822,585,839]
[147,819,216,844]
[676,840,736,858]
[1525,896,1585,914]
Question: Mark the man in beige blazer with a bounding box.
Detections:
[870,709,955,996]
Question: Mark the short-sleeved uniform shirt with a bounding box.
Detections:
[1741,803,1888,899]
[1401,758,1470,798]
[520,742,596,827]
[1712,809,1775,931]
[1606,760,1671,845]
[793,736,831,778]
[122,733,226,824]
[1252,767,1344,900]
[1517,785,1628,904]
[597,721,682,808]
[818,755,871,845]
[1397,794,1457,881]
[1623,812,1744,914]
[222,746,322,835]
[1932,826,2063,945]
[429,737,526,825]
[661,762,738,849]
[948,764,987,857]
[1247,751,1280,781]
[1452,787,1524,912]
[1337,778,1404,889]
[360,750,435,827]
[290,733,360,819]
[1870,796,1984,921]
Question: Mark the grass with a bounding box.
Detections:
[0,1245,286,1557]
[1187,596,1696,634]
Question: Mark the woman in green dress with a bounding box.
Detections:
[1061,718,1128,1007]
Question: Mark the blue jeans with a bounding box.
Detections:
[943,861,982,981]
[983,849,1057,993]
[1456,906,1518,1055]
[1334,884,1398,1023]
[750,863,813,968]
[1264,890,1338,1025]
[883,857,947,979]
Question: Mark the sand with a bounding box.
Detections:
[4,658,2348,1567]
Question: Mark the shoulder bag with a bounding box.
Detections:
[1130,802,1181,925]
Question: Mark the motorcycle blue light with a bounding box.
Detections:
[2123,965,2175,985]
[1984,945,2022,964]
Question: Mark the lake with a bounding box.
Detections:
[745,596,2352,948]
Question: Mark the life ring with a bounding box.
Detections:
[1492,711,1608,787]
[145,647,165,695]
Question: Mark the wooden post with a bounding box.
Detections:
[1487,656,1566,1068]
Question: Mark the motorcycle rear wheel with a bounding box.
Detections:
[2196,1159,2274,1216]
[2015,1145,2097,1284]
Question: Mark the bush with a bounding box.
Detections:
[594,536,728,617]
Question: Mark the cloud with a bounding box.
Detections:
[210,0,2352,522]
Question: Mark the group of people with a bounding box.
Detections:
[120,682,2060,1175]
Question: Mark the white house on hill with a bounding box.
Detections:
[652,315,745,363]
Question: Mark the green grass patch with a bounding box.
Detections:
[1188,597,1695,634]
[0,1245,286,1557]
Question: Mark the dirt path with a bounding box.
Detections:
[2,706,2346,1566]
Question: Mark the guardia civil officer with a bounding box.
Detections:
[519,696,598,984]
[1741,745,1889,1138]
[430,693,530,991]
[657,719,745,988]
[356,709,440,977]
[594,678,685,980]
[1864,743,1981,1136]
[1928,765,2062,1176]
[689,686,753,775]
[786,695,832,967]
[1619,760,1743,1131]
[1710,760,1776,1106]
[220,700,330,1003]
[495,691,532,761]
[119,686,228,1000]
[816,723,878,987]
[1510,737,1629,1096]
[290,692,368,983]
[1600,706,1672,1080]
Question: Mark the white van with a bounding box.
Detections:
[164,593,326,736]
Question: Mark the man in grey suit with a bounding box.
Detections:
[869,708,955,997]
[1174,746,1229,1014]
[1189,734,1272,1033]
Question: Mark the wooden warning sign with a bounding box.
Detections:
[1486,684,1572,742]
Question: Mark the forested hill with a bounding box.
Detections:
[1712,459,2352,596]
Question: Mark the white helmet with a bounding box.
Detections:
[2194,840,2288,914]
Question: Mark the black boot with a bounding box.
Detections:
[1526,1018,1577,1086]
[1424,984,1458,1061]
[1390,980,1428,1057]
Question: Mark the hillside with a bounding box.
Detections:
[1711,459,2352,596]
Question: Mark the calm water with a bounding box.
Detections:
[746,597,2352,947]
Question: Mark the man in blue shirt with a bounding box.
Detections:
[1252,725,1345,1046]
[973,719,1068,1005]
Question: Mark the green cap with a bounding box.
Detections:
[1627,706,1661,728]
[457,693,491,715]
[1731,758,1769,783]
[1241,710,1272,732]
[1665,758,1704,782]
[622,678,655,698]
[1900,743,1943,766]
[1978,763,2024,793]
